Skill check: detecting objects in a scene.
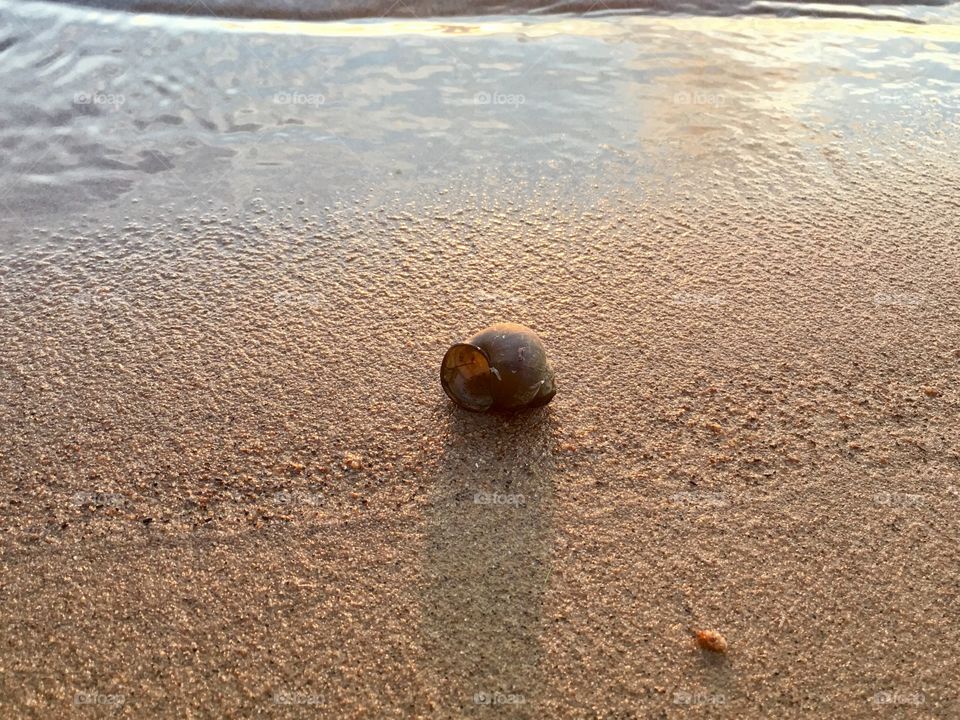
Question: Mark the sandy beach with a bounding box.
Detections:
[1,4,959,718]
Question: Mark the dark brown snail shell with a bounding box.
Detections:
[440,323,556,412]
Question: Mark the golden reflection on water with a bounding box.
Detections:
[2,0,951,220]
[127,13,960,42]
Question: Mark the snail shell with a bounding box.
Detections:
[440,323,556,412]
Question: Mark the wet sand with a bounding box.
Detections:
[2,6,960,719]
[2,175,958,717]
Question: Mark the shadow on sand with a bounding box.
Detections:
[420,403,559,717]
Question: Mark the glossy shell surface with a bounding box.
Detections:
[440,323,556,412]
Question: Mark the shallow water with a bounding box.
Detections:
[0,0,957,242]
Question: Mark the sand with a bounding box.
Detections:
[2,160,958,718]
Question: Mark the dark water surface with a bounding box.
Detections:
[36,0,960,22]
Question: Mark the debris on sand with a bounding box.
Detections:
[342,452,363,470]
[695,629,728,653]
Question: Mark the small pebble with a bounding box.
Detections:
[695,629,728,653]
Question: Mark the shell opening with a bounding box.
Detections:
[440,344,494,412]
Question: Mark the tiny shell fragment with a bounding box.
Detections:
[695,629,728,653]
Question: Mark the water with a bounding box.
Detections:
[0,0,957,239]
[36,0,960,23]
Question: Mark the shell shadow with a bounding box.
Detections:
[420,401,559,717]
